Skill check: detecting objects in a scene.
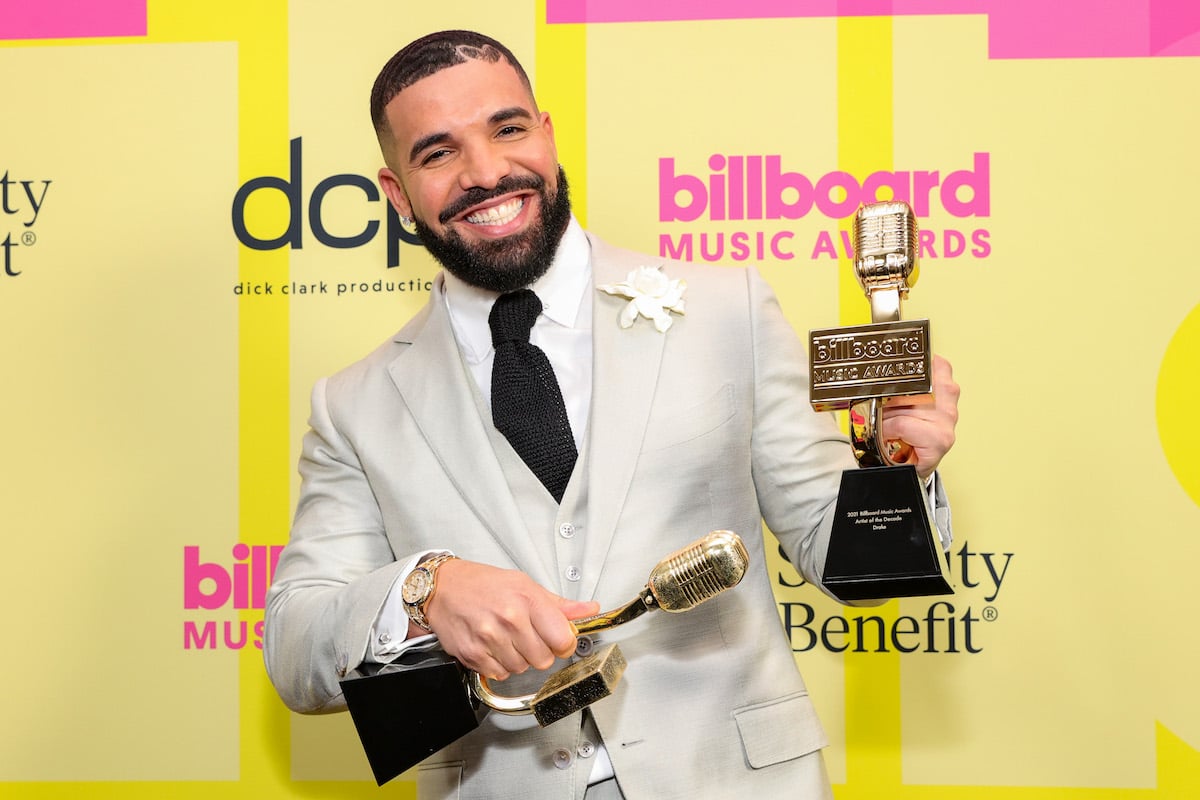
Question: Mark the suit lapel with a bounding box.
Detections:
[386,276,557,586]
[581,237,668,600]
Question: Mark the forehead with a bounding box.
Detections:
[383,58,536,148]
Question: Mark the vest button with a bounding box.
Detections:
[565,565,582,582]
[575,636,594,657]
[559,522,576,539]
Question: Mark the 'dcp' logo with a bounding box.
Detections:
[230,137,419,267]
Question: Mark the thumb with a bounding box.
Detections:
[558,598,602,620]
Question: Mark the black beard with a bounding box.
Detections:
[413,166,572,294]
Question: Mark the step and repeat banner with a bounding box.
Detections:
[2,1,1198,797]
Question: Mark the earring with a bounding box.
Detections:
[399,215,418,235]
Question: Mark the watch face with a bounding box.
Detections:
[402,569,432,604]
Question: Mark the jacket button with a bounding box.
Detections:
[575,636,594,657]
[553,748,572,769]
[577,740,596,758]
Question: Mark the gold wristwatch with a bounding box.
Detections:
[400,554,456,631]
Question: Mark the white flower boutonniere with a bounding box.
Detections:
[598,266,687,333]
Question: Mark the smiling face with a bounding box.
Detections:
[377,57,571,292]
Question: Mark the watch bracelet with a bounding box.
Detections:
[406,553,457,630]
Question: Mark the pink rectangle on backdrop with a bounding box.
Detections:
[547,0,1200,58]
[0,0,146,41]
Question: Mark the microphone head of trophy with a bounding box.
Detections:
[647,530,750,612]
[854,200,916,321]
[853,200,919,300]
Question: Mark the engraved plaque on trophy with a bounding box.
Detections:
[809,201,953,602]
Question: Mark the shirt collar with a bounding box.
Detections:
[443,216,591,365]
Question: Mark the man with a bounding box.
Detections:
[264,29,959,800]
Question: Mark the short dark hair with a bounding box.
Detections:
[369,30,534,138]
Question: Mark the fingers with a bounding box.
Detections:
[526,599,585,662]
[465,607,557,678]
[883,355,957,410]
[501,598,600,670]
[879,354,960,477]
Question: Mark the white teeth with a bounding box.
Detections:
[465,197,523,225]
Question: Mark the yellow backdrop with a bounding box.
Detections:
[2,1,1197,797]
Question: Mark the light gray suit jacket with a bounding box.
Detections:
[264,232,855,799]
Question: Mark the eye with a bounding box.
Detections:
[420,148,452,166]
[497,125,526,138]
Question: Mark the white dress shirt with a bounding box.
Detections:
[441,217,594,452]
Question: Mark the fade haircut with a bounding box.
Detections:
[370,30,535,139]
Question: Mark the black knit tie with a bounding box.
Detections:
[489,290,577,502]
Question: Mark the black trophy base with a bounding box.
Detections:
[339,648,481,785]
[823,465,953,602]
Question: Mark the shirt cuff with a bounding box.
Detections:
[926,472,953,551]
[366,549,453,663]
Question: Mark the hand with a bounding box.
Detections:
[880,354,960,480]
[423,559,600,680]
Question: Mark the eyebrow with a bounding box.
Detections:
[407,106,536,164]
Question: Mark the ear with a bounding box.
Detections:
[540,111,558,162]
[378,167,413,219]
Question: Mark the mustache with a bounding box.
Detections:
[437,174,547,225]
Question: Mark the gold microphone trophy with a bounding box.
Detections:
[470,529,749,726]
[809,201,953,602]
[340,531,750,784]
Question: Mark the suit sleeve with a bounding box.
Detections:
[744,268,859,600]
[263,376,408,713]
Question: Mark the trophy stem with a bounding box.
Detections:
[850,397,909,468]
[868,285,904,323]
[572,590,654,634]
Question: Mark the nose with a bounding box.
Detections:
[458,140,510,191]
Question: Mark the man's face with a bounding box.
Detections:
[377,58,570,292]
